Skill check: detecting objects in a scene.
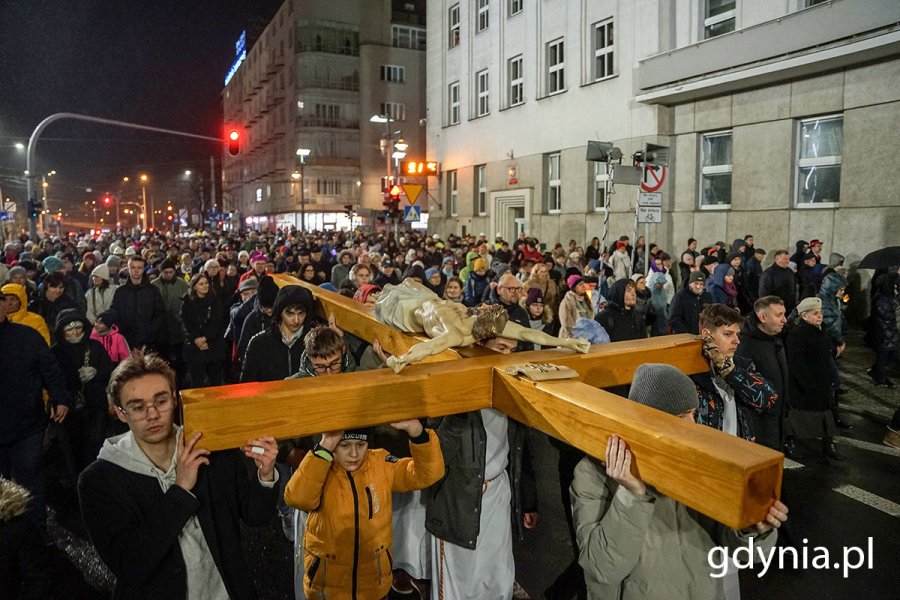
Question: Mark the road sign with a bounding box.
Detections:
[403,205,421,222]
[0,211,11,221]
[638,192,662,207]
[2,202,16,213]
[640,165,667,192]
[637,206,662,223]
[401,183,423,205]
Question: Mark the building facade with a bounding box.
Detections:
[426,0,900,259]
[222,0,426,231]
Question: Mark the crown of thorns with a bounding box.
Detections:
[468,304,509,341]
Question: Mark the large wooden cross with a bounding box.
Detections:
[181,275,783,529]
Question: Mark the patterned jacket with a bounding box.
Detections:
[692,355,778,442]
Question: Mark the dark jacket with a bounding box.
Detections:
[493,297,532,352]
[151,276,189,346]
[240,286,317,382]
[463,271,490,307]
[425,411,537,550]
[817,271,848,348]
[595,279,643,342]
[0,479,53,599]
[759,264,797,314]
[0,320,71,444]
[785,320,833,411]
[51,309,114,411]
[111,276,165,348]
[180,292,227,364]
[667,286,711,335]
[797,265,819,301]
[77,448,277,600]
[735,318,788,449]
[871,273,898,352]
[28,291,78,345]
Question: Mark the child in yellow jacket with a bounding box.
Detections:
[284,421,444,600]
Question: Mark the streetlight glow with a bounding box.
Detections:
[14,143,24,150]
[139,174,148,182]
[369,115,388,124]
[184,170,192,176]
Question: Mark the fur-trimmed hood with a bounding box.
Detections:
[0,477,31,521]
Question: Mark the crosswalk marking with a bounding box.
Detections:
[783,457,805,469]
[833,484,900,517]
[837,436,900,458]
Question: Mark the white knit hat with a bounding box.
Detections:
[91,263,111,282]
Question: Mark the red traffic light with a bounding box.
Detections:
[389,184,401,202]
[102,196,112,206]
[226,129,241,157]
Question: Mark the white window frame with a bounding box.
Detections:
[547,152,561,213]
[380,65,406,83]
[547,39,565,95]
[795,114,843,208]
[448,81,461,125]
[593,162,608,212]
[477,0,490,33]
[704,0,736,39]
[449,170,458,216]
[476,69,490,117]
[476,165,487,215]
[699,130,733,210]
[449,4,461,48]
[392,24,426,50]
[508,55,524,107]
[380,102,406,121]
[592,18,615,82]
[509,0,523,17]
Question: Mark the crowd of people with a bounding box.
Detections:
[0,225,897,599]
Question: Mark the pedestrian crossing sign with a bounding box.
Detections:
[403,205,421,222]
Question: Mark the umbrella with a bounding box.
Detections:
[858,246,900,269]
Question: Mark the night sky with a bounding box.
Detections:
[0,0,282,215]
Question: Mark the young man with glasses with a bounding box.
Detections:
[77,349,280,599]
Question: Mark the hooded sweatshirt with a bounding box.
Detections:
[1,283,50,345]
[97,428,228,599]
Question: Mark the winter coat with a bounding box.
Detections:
[91,325,130,364]
[1,283,49,345]
[28,291,77,345]
[463,271,489,307]
[241,326,310,383]
[77,433,277,600]
[571,457,775,600]
[51,309,114,413]
[151,276,189,346]
[284,430,444,600]
[735,318,788,449]
[0,478,53,599]
[870,274,898,352]
[237,302,268,361]
[797,265,818,302]
[558,290,592,339]
[85,284,118,324]
[595,280,644,342]
[707,264,738,308]
[817,272,848,348]
[610,249,632,282]
[647,273,669,336]
[112,277,165,348]
[692,355,777,442]
[180,292,227,364]
[785,320,833,411]
[759,264,797,314]
[0,319,70,444]
[667,287,711,335]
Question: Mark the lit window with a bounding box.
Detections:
[508,55,523,107]
[449,170,458,216]
[476,69,490,117]
[547,39,565,95]
[796,116,842,206]
[592,19,615,81]
[477,0,490,32]
[476,165,487,215]
[548,153,561,212]
[449,82,461,125]
[700,131,733,208]
[704,0,736,39]
[449,4,461,48]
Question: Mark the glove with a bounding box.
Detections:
[78,366,97,384]
[700,334,735,378]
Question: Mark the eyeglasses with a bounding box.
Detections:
[500,285,523,292]
[311,357,343,374]
[117,394,175,420]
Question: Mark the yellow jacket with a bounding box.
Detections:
[1,283,50,345]
[284,429,444,600]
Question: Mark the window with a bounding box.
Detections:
[796,116,842,206]
[449,82,461,125]
[392,25,426,50]
[449,4,461,48]
[316,179,342,195]
[592,19,615,81]
[477,0,489,33]
[593,162,607,212]
[547,39,565,95]
[380,65,406,83]
[380,102,406,121]
[509,0,523,16]
[449,170,458,216]
[547,153,561,212]
[476,69,490,117]
[700,131,733,208]
[704,0,736,39]
[476,165,487,215]
[508,55,524,107]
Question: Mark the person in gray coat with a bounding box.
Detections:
[571,363,788,600]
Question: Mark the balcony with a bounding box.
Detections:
[296,78,360,93]
[296,117,360,130]
[267,57,284,75]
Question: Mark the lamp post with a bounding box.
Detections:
[295,148,310,232]
[138,174,150,231]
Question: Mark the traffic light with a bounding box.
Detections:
[226,129,241,157]
[401,160,438,176]
[344,204,353,218]
[103,196,112,206]
[28,199,40,219]
[389,184,401,202]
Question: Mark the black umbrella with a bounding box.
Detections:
[858,246,900,269]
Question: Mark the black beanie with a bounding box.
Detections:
[159,258,176,271]
[257,276,278,308]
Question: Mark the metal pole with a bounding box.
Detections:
[300,160,306,232]
[209,155,216,215]
[141,185,148,232]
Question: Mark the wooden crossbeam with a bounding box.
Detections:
[491,372,782,529]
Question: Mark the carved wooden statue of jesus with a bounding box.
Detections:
[374,279,591,372]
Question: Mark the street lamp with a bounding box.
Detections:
[296,148,310,231]
[139,174,149,231]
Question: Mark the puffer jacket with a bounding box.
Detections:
[1,283,49,345]
[571,457,775,600]
[871,273,898,352]
[284,430,444,600]
[817,271,848,347]
[0,478,53,599]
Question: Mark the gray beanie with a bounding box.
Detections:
[8,266,26,280]
[106,255,121,270]
[628,363,698,417]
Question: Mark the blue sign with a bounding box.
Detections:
[224,31,247,86]
[403,205,420,222]
[0,211,10,221]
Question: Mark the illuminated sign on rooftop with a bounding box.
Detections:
[224,31,247,86]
